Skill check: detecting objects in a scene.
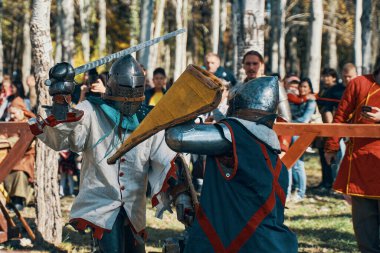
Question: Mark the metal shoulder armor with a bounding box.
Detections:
[165,121,232,155]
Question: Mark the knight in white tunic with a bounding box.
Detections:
[31,55,177,253]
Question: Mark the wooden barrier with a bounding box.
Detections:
[273,123,380,169]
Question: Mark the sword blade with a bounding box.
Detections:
[74,28,186,75]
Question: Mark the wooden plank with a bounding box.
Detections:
[281,132,319,169]
[273,123,380,137]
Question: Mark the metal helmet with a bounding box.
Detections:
[104,55,146,116]
[227,76,279,128]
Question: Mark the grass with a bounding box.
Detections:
[2,153,359,252]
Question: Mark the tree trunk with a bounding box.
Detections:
[60,0,75,63]
[219,0,227,64]
[236,0,265,81]
[270,0,279,75]
[98,0,106,58]
[327,0,338,70]
[148,0,166,79]
[22,1,32,93]
[355,0,363,75]
[211,0,220,54]
[54,1,62,64]
[182,0,188,71]
[129,0,140,58]
[173,0,186,80]
[278,0,287,79]
[361,0,372,74]
[306,0,323,93]
[30,0,61,245]
[138,0,153,67]
[0,0,3,83]
[79,0,91,62]
[288,28,300,75]
[232,1,239,78]
[370,1,379,69]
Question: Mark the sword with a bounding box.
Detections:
[74,28,186,75]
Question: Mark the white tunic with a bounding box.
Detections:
[37,100,176,232]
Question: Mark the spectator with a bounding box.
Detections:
[325,63,380,253]
[204,52,237,86]
[288,78,317,202]
[78,68,106,103]
[315,67,339,190]
[3,97,36,211]
[144,67,167,106]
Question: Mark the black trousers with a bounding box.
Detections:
[96,208,145,253]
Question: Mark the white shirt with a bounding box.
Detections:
[37,100,176,232]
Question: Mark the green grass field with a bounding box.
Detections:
[2,154,359,252]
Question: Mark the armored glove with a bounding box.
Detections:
[29,62,84,135]
[174,192,194,227]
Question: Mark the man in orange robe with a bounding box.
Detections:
[325,64,380,253]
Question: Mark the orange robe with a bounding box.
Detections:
[325,75,380,197]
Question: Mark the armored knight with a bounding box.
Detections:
[165,76,298,253]
[30,55,180,253]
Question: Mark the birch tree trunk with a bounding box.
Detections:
[173,0,186,80]
[54,1,62,64]
[327,0,338,70]
[138,0,153,67]
[278,0,287,79]
[98,0,106,58]
[0,0,3,83]
[355,0,363,75]
[236,0,265,81]
[148,0,166,78]
[79,0,91,62]
[306,0,323,93]
[182,0,188,71]
[61,0,75,63]
[129,0,140,58]
[30,0,61,244]
[270,0,279,74]
[211,0,220,54]
[361,0,372,74]
[22,1,32,93]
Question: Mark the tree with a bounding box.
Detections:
[306,0,323,93]
[61,0,74,63]
[148,0,166,79]
[129,0,140,58]
[22,0,32,92]
[354,0,363,75]
[326,0,338,70]
[54,1,62,63]
[0,0,4,83]
[138,0,153,67]
[270,0,287,78]
[211,0,220,53]
[98,0,106,58]
[30,0,61,244]
[235,0,265,81]
[361,0,372,74]
[79,0,91,62]
[172,0,187,80]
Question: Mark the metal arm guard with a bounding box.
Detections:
[165,120,232,156]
